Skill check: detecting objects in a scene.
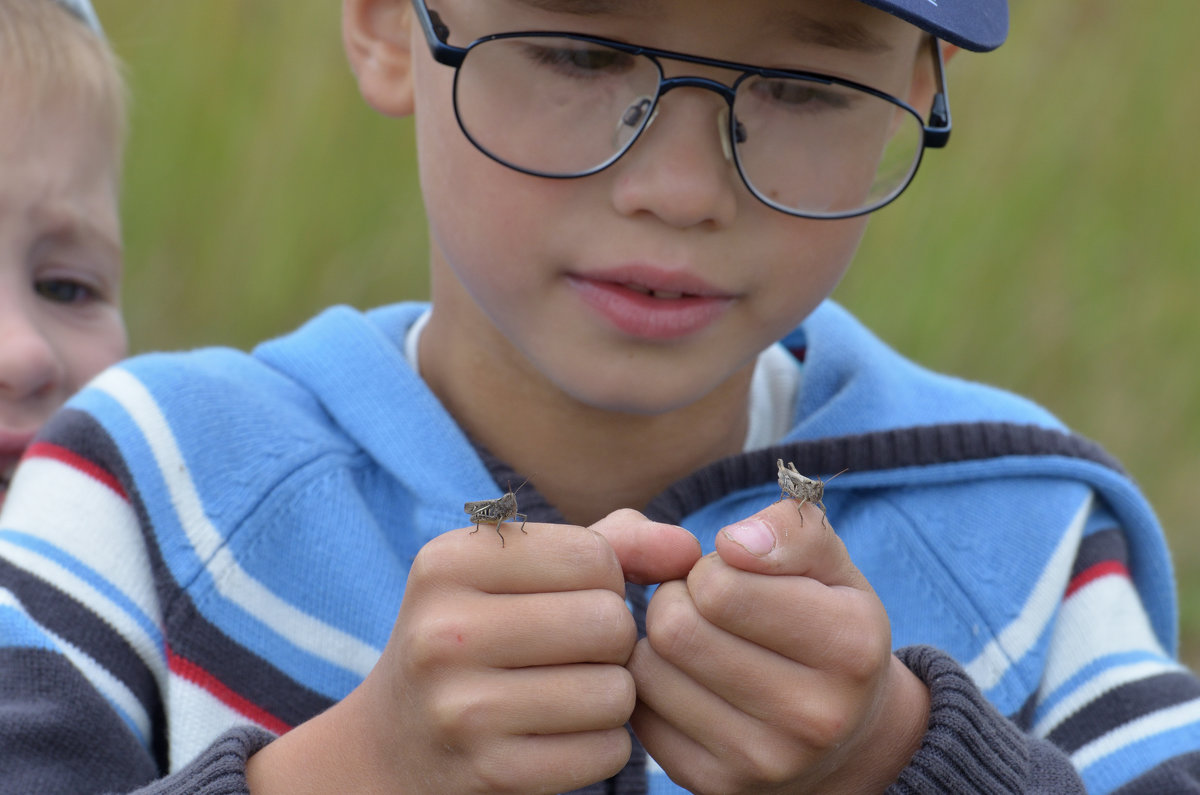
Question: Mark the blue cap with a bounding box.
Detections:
[857,0,1008,51]
[54,0,104,37]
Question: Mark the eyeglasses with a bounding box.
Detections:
[412,0,951,220]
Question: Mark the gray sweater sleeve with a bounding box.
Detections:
[890,645,1086,794]
[126,727,275,795]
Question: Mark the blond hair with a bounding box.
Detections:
[0,0,128,162]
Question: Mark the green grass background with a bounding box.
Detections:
[96,3,1199,661]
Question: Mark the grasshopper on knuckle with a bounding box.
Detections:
[774,459,846,528]
[464,481,528,548]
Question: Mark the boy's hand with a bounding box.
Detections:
[249,514,699,795]
[368,515,697,794]
[628,500,931,794]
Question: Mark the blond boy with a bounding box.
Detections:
[0,0,126,511]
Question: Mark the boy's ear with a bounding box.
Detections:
[907,39,960,116]
[343,0,416,117]
[941,42,961,67]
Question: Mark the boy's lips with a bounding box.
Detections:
[567,266,737,341]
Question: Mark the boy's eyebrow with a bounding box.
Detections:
[508,0,652,15]
[769,13,894,54]
[33,206,122,263]
[507,0,893,54]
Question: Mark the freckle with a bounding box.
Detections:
[457,634,465,645]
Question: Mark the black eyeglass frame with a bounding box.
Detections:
[411,0,952,219]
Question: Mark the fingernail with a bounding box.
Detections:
[723,519,776,557]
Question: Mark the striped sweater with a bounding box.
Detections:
[0,300,1196,793]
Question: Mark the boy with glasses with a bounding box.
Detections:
[2,0,1196,792]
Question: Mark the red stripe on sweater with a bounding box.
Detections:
[23,441,127,501]
[167,647,292,736]
[1065,560,1131,599]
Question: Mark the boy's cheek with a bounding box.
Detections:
[64,310,128,392]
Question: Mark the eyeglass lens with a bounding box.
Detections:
[453,36,926,218]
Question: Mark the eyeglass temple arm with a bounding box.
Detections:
[411,0,467,67]
[924,39,952,149]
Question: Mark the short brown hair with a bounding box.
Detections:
[0,0,129,163]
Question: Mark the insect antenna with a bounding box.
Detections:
[824,468,850,484]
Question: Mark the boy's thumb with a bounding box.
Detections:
[715,500,867,588]
[589,509,702,585]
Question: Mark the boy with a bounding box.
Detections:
[0,0,126,511]
[1,0,1196,792]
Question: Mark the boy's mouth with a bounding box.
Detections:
[624,285,687,300]
[567,266,736,340]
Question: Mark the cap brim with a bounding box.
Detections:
[856,0,1008,51]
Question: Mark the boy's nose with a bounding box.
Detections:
[609,91,740,229]
[0,306,62,404]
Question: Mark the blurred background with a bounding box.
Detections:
[95,2,1199,661]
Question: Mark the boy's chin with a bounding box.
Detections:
[551,365,740,418]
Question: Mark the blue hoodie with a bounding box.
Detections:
[0,301,1193,793]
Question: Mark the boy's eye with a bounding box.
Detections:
[750,79,854,111]
[35,278,98,305]
[520,42,638,77]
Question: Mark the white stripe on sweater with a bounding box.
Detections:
[1035,575,1175,736]
[93,368,382,678]
[1072,697,1200,772]
[166,674,259,774]
[1035,658,1184,738]
[965,493,1092,693]
[0,536,166,681]
[1,456,166,675]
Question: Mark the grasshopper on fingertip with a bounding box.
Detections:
[464,481,528,548]
[775,460,847,528]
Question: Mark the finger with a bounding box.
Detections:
[589,508,702,585]
[686,554,892,672]
[685,555,892,671]
[433,668,636,793]
[443,665,637,737]
[714,499,867,588]
[417,522,627,595]
[628,635,755,748]
[644,579,888,725]
[628,638,800,793]
[629,703,719,793]
[407,589,637,669]
[482,729,633,795]
[632,697,798,795]
[640,583,801,720]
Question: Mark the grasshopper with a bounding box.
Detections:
[775,460,847,527]
[465,481,528,548]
